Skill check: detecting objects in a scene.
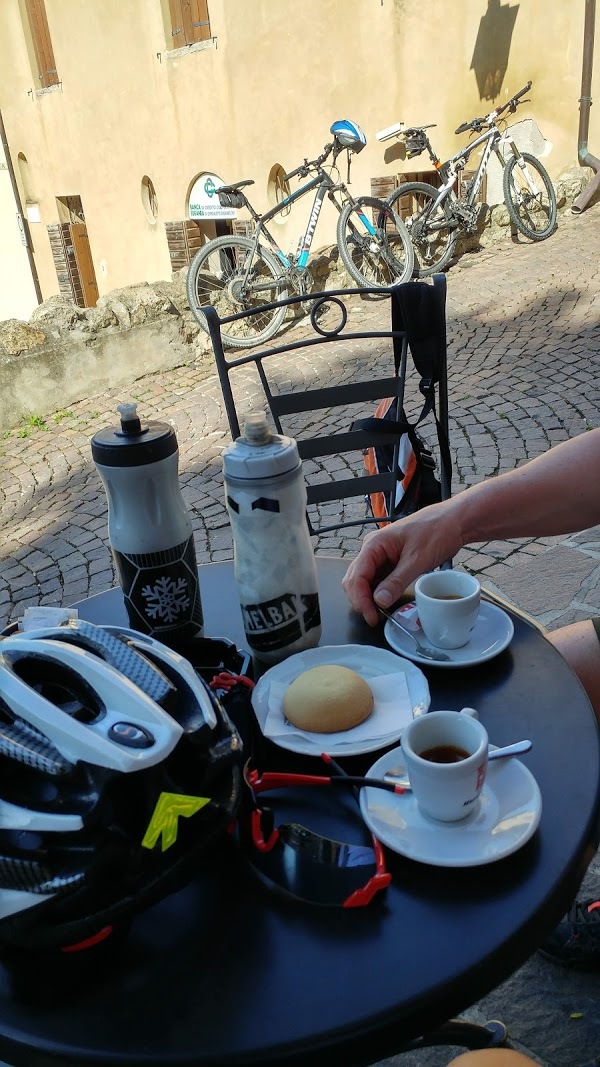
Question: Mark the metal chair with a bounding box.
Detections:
[203,278,451,543]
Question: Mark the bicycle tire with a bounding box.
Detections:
[336,196,413,288]
[186,235,288,349]
[502,152,557,241]
[387,182,457,277]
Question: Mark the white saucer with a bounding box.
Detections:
[360,745,542,867]
[384,601,514,668]
[251,644,430,757]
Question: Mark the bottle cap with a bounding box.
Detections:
[243,412,271,445]
[91,403,178,467]
[222,412,300,480]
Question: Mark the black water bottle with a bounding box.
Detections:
[91,402,203,647]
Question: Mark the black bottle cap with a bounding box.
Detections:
[91,403,178,467]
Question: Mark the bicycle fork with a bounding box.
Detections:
[504,138,540,197]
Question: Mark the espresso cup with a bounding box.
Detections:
[400,709,488,822]
[414,570,480,649]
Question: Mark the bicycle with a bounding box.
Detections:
[378,81,557,278]
[186,119,414,348]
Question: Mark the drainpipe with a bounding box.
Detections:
[0,107,42,303]
[572,0,600,213]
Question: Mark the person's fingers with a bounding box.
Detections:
[342,555,381,626]
[343,531,407,625]
[373,559,417,608]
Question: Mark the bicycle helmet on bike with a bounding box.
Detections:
[330,119,367,154]
[0,620,243,953]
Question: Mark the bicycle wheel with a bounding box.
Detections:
[336,196,413,288]
[388,182,457,277]
[186,235,288,349]
[502,152,557,241]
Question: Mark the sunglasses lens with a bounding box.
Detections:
[246,822,378,906]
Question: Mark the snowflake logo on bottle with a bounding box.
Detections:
[142,576,191,623]
[114,535,203,646]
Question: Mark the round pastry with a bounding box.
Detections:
[282,664,374,733]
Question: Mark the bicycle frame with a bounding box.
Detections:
[244,168,377,274]
[422,123,534,222]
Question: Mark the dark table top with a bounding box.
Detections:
[1,557,599,1067]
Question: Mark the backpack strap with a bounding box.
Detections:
[391,276,452,498]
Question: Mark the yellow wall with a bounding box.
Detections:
[0,0,596,313]
[0,142,39,321]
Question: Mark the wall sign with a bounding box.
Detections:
[188,173,236,220]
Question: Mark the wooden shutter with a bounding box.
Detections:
[190,0,211,42]
[165,220,204,270]
[47,223,84,306]
[24,0,59,88]
[168,0,211,46]
[370,177,397,200]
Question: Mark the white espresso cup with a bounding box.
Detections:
[400,709,488,822]
[414,570,480,649]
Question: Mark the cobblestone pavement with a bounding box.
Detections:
[1,204,600,1066]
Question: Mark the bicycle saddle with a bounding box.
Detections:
[403,124,436,135]
[221,180,255,191]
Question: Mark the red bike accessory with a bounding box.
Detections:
[240,763,391,908]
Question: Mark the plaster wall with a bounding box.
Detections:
[0,143,38,322]
[0,0,596,314]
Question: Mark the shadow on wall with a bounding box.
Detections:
[471,0,520,101]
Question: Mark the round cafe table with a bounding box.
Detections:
[0,557,599,1067]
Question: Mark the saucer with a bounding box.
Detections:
[384,601,514,668]
[251,644,430,757]
[360,745,542,867]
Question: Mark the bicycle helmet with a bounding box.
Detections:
[0,620,243,953]
[330,119,367,154]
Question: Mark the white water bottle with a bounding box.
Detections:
[222,412,322,663]
[91,402,203,647]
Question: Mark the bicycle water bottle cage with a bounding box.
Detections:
[330,119,367,154]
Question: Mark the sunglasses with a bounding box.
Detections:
[238,755,393,908]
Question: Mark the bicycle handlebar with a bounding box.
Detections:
[282,142,335,183]
[455,80,532,136]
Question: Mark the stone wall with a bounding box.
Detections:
[0,276,206,433]
[0,166,593,434]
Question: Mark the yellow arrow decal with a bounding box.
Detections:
[142,792,211,852]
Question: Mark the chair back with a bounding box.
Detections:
[204,280,450,538]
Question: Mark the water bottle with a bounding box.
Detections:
[91,402,203,647]
[222,412,321,664]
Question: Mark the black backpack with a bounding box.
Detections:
[353,277,452,527]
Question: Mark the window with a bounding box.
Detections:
[267,164,291,220]
[141,176,159,224]
[24,0,59,88]
[168,0,211,47]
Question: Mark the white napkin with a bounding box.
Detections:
[263,672,412,747]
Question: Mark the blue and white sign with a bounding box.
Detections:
[188,172,236,220]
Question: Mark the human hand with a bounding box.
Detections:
[342,502,463,626]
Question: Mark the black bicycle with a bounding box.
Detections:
[378,82,557,277]
[186,120,413,348]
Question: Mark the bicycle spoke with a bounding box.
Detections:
[502,153,556,241]
[391,183,456,277]
[509,172,552,230]
[337,198,412,287]
[187,236,288,348]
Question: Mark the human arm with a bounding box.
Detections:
[342,428,600,625]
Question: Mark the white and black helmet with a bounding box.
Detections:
[0,620,243,953]
[330,119,367,154]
